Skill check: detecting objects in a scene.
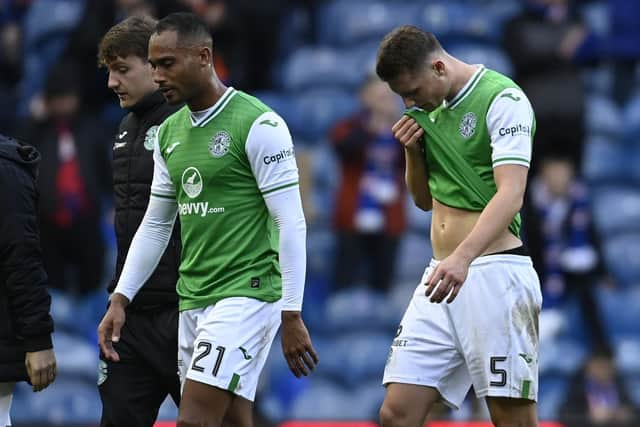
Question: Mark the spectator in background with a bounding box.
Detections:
[503,0,586,171]
[522,153,609,350]
[0,134,57,426]
[330,75,405,292]
[17,61,112,296]
[562,349,636,426]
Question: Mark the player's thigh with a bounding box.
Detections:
[383,265,471,409]
[224,395,253,427]
[179,379,232,427]
[486,397,538,427]
[450,256,542,402]
[183,298,280,402]
[380,383,440,427]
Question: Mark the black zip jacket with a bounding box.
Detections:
[0,134,54,382]
[108,91,181,309]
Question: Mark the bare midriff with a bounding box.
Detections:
[430,198,523,260]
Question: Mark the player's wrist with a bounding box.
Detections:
[109,293,130,309]
[452,246,476,265]
[404,144,423,155]
[281,310,302,322]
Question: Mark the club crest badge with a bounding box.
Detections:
[209,130,232,158]
[144,125,159,151]
[459,112,477,139]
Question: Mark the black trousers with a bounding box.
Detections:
[99,304,180,427]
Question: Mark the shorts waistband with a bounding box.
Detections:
[429,253,533,268]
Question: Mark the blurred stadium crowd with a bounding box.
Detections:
[1,0,639,426]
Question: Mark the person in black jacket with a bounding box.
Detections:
[0,134,56,425]
[96,16,182,427]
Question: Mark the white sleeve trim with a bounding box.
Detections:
[245,111,299,196]
[150,123,176,198]
[486,88,534,169]
[113,196,178,302]
[263,186,306,311]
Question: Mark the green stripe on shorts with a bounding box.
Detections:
[521,380,531,399]
[228,373,240,392]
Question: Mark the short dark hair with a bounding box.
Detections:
[376,25,443,82]
[155,12,212,49]
[98,16,157,67]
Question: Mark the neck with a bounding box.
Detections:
[188,73,228,111]
[445,59,478,102]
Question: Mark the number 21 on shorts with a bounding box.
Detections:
[191,341,226,376]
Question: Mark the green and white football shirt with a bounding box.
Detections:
[423,65,536,236]
[150,87,299,311]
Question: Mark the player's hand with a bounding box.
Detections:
[392,115,424,152]
[424,252,471,303]
[281,311,318,378]
[98,293,129,362]
[25,348,56,392]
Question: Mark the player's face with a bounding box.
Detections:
[388,62,449,112]
[106,55,157,108]
[148,30,202,105]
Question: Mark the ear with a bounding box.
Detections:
[199,46,213,67]
[432,59,445,76]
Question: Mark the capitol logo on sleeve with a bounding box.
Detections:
[263,147,295,165]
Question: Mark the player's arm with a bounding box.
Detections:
[246,111,318,377]
[98,128,178,361]
[393,115,432,211]
[454,88,534,262]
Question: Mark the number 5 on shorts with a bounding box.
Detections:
[191,341,226,376]
[490,356,507,387]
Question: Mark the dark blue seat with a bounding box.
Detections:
[12,378,101,423]
[289,379,363,419]
[614,336,640,375]
[585,95,623,138]
[539,337,588,376]
[592,187,640,236]
[601,233,640,287]
[418,1,520,44]
[316,1,421,46]
[52,331,99,381]
[622,94,640,142]
[595,287,640,340]
[538,375,571,420]
[324,288,397,332]
[447,43,513,76]
[582,136,630,184]
[288,88,359,141]
[279,46,364,91]
[624,375,640,407]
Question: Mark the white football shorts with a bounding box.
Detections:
[383,254,542,408]
[178,297,281,401]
